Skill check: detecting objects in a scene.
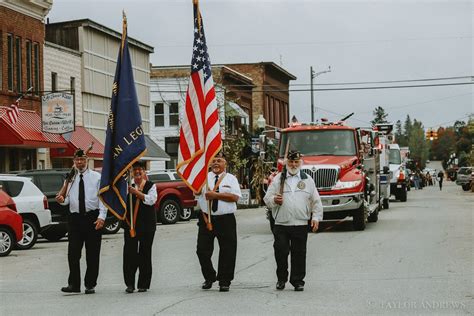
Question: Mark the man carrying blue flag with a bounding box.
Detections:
[99,12,147,236]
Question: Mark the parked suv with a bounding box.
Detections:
[15,169,120,241]
[0,189,23,257]
[0,175,52,249]
[147,170,197,225]
[455,167,473,191]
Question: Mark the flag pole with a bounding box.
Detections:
[129,168,136,237]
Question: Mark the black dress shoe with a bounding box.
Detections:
[61,286,80,293]
[137,288,147,292]
[125,287,134,294]
[201,280,214,290]
[294,284,304,292]
[85,287,95,294]
[276,281,286,290]
[219,285,230,292]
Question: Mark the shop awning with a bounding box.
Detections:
[225,101,249,119]
[0,106,67,148]
[142,135,170,161]
[50,126,105,159]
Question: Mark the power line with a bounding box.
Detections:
[157,35,473,48]
[427,114,472,129]
[357,92,473,114]
[150,81,474,93]
[152,75,473,87]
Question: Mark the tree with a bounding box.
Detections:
[394,119,406,146]
[371,106,389,125]
[408,120,429,169]
[403,115,412,143]
[222,126,251,177]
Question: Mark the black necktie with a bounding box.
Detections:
[211,175,219,212]
[79,174,85,215]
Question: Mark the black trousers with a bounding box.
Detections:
[67,211,102,289]
[123,229,155,290]
[273,225,308,287]
[196,213,237,286]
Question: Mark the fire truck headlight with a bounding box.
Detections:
[332,180,362,189]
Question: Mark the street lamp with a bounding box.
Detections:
[310,66,331,123]
[256,114,266,129]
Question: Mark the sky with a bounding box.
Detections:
[47,0,473,130]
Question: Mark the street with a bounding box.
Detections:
[0,181,472,315]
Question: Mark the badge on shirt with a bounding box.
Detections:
[297,181,306,190]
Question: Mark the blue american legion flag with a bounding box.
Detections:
[177,2,222,193]
[99,14,146,220]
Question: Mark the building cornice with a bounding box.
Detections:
[0,0,52,21]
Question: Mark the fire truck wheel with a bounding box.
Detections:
[353,205,367,231]
[383,198,389,209]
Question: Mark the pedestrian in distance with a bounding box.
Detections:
[195,151,242,292]
[438,170,444,191]
[263,150,323,292]
[122,160,158,294]
[56,149,106,294]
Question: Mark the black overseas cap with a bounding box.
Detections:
[215,150,226,159]
[287,150,302,161]
[74,149,86,158]
[132,160,146,169]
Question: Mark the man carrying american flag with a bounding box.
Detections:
[177,1,241,293]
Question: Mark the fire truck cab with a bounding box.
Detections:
[277,119,381,231]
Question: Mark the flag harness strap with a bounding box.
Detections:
[202,173,226,230]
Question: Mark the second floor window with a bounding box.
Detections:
[26,41,32,91]
[7,34,13,91]
[169,102,179,126]
[51,72,57,92]
[154,102,164,127]
[15,37,21,92]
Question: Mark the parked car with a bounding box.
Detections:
[0,189,23,257]
[455,167,473,191]
[15,169,120,241]
[0,175,52,249]
[147,170,197,225]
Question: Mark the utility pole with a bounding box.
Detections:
[310,66,314,123]
[310,66,331,123]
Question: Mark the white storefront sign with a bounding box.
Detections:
[42,92,75,134]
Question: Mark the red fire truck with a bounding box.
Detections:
[274,118,381,231]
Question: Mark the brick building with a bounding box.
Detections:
[149,65,252,170]
[224,62,296,131]
[0,1,55,172]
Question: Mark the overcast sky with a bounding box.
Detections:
[48,0,473,130]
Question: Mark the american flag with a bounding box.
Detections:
[6,100,19,124]
[176,3,222,194]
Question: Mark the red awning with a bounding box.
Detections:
[0,106,67,148]
[50,126,104,159]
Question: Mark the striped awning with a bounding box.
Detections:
[0,106,67,148]
[50,126,105,159]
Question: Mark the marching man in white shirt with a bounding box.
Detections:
[264,150,323,292]
[196,151,241,292]
[56,149,107,295]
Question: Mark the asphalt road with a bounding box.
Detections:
[0,181,472,315]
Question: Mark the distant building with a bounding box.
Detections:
[224,62,296,132]
[45,19,154,144]
[149,65,253,170]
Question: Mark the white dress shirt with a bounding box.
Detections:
[197,172,242,215]
[132,180,158,206]
[62,169,107,220]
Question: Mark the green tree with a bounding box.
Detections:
[408,120,429,169]
[394,119,406,146]
[371,106,389,125]
[222,126,251,176]
[403,115,412,143]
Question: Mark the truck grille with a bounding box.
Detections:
[301,167,338,190]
